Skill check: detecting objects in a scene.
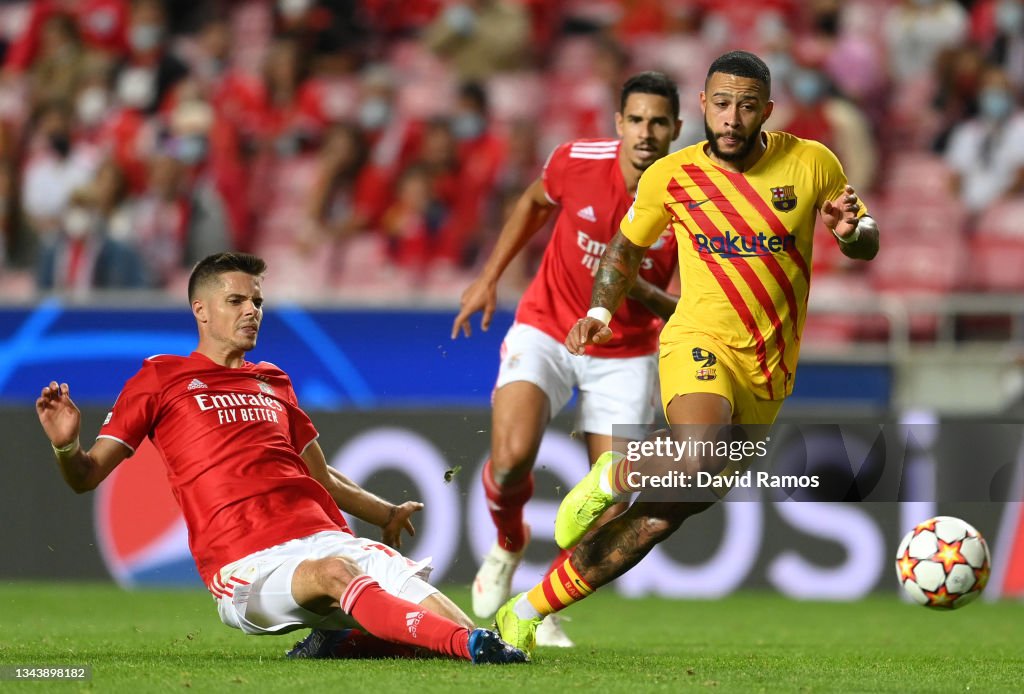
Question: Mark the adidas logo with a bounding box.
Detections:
[577,206,597,223]
[405,610,424,639]
[187,378,208,390]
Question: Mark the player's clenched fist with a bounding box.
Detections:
[564,317,613,356]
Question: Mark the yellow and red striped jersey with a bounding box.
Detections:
[621,131,867,400]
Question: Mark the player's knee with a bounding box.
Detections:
[635,502,709,542]
[636,515,680,543]
[489,438,538,482]
[314,556,363,594]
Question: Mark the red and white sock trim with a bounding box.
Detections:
[340,575,376,613]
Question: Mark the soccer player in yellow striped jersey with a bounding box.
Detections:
[494,51,880,656]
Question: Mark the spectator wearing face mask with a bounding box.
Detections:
[423,0,530,82]
[357,64,425,176]
[73,55,117,144]
[22,101,99,242]
[773,63,878,192]
[436,81,506,266]
[36,183,146,292]
[162,89,243,261]
[112,0,188,115]
[945,65,1024,214]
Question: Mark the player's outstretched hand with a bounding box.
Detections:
[821,184,861,242]
[451,277,497,339]
[565,317,613,356]
[381,500,424,549]
[36,381,81,448]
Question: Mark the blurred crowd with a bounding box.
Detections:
[0,0,1021,311]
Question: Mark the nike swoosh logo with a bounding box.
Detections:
[687,199,711,209]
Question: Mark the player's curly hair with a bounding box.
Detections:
[706,50,771,95]
[188,252,267,301]
[620,71,679,119]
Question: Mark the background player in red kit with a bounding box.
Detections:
[35,252,526,664]
[450,72,681,643]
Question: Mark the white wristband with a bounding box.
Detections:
[586,307,612,326]
[51,438,80,456]
[833,224,861,245]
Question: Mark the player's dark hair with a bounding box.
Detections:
[188,252,267,301]
[620,71,679,119]
[706,50,771,96]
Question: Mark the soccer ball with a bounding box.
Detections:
[896,516,991,609]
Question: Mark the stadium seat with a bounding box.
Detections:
[969,234,1024,292]
[868,231,969,340]
[804,272,877,346]
[870,197,967,239]
[488,72,547,123]
[962,198,1024,292]
[870,232,967,294]
[253,155,321,247]
[883,77,943,151]
[877,152,956,203]
[973,198,1024,239]
[255,242,332,300]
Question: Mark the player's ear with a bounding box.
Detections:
[699,91,707,115]
[673,117,682,141]
[614,111,624,137]
[192,298,207,323]
[761,100,774,125]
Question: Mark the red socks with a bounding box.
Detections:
[482,459,534,552]
[339,576,470,660]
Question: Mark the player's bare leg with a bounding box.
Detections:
[473,381,549,618]
[498,393,732,654]
[532,431,628,647]
[420,592,475,629]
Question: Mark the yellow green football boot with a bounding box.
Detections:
[494,594,541,658]
[554,451,624,549]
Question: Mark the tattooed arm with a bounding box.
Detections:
[628,277,678,321]
[565,231,647,355]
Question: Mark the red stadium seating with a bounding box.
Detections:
[804,272,876,346]
[966,198,1024,292]
[970,234,1024,292]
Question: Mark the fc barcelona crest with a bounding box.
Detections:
[770,185,797,212]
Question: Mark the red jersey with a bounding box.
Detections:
[515,139,678,358]
[98,352,350,585]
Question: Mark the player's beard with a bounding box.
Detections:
[704,118,761,163]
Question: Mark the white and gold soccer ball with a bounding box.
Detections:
[895,516,991,609]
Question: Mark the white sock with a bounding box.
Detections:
[596,452,621,496]
[513,594,542,620]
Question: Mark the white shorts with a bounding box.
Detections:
[209,530,437,635]
[494,322,658,437]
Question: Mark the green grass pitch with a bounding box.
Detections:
[1,583,1022,692]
